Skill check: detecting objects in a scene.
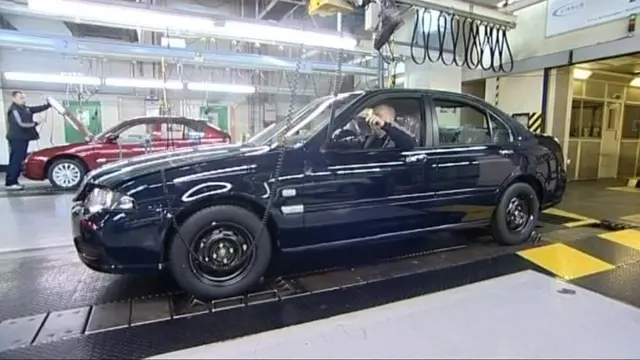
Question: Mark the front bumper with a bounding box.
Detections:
[71,202,161,274]
[72,204,123,274]
[22,158,46,181]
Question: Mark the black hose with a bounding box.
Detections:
[409,8,514,72]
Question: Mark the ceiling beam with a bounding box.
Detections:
[257,0,280,19]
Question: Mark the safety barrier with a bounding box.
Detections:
[510,112,543,134]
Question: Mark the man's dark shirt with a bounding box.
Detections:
[6,102,50,141]
[375,122,416,151]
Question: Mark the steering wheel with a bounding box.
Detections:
[363,134,377,149]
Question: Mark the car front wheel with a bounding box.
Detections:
[491,182,540,245]
[47,158,86,189]
[168,205,272,300]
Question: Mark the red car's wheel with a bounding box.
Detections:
[47,158,86,189]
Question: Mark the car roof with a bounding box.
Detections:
[125,115,199,122]
[360,88,481,99]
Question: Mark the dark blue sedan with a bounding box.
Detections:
[70,89,567,300]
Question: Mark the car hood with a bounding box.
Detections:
[85,144,271,188]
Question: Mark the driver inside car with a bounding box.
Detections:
[361,104,416,151]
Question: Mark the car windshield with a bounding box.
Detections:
[247,92,363,147]
[93,122,130,141]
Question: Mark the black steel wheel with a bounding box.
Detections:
[491,182,540,245]
[169,205,272,300]
[188,222,256,287]
[505,195,533,233]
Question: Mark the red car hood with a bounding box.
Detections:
[46,97,93,138]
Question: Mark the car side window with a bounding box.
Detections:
[117,122,153,144]
[160,121,188,140]
[329,97,422,151]
[433,98,511,146]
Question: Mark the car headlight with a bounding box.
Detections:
[85,188,136,213]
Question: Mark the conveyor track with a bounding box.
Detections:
[0,236,523,353]
[0,187,73,198]
[0,214,577,355]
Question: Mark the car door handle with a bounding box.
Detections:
[404,154,428,163]
[499,149,514,157]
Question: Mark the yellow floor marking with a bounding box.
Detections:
[517,243,614,280]
[563,219,600,228]
[542,208,595,221]
[607,187,640,194]
[599,229,640,251]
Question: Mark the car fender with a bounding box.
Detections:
[495,152,546,204]
[159,191,280,262]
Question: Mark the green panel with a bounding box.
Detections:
[63,100,103,143]
[199,103,229,132]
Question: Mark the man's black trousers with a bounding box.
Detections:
[5,139,29,186]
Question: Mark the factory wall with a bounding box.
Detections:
[508,2,634,61]
[0,49,332,166]
[484,71,545,114]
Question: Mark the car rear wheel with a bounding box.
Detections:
[491,182,540,245]
[47,158,86,189]
[168,205,272,300]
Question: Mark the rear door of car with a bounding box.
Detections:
[426,93,518,225]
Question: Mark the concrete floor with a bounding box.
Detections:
[0,193,73,253]
[558,179,640,221]
[151,270,640,359]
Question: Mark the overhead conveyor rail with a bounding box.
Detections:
[396,0,516,28]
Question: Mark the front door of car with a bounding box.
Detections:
[100,120,167,164]
[428,94,517,224]
[299,93,438,247]
[157,120,210,150]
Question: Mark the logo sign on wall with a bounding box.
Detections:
[546,0,640,37]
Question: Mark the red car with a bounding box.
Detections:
[23,116,231,189]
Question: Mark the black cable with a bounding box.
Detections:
[409,8,514,73]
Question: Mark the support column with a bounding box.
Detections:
[545,66,573,162]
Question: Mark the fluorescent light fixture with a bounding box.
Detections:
[187,82,256,94]
[3,71,101,85]
[161,37,187,49]
[631,77,640,88]
[573,68,592,80]
[104,78,183,89]
[28,0,357,50]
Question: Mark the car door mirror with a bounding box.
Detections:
[105,133,119,143]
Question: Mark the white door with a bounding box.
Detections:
[598,102,622,178]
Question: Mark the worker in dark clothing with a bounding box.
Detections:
[5,91,51,190]
[364,104,416,151]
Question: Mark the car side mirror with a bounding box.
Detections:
[105,133,119,143]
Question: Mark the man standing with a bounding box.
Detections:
[5,91,51,190]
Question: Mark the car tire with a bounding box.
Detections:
[491,182,540,245]
[169,205,272,300]
[47,158,86,189]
